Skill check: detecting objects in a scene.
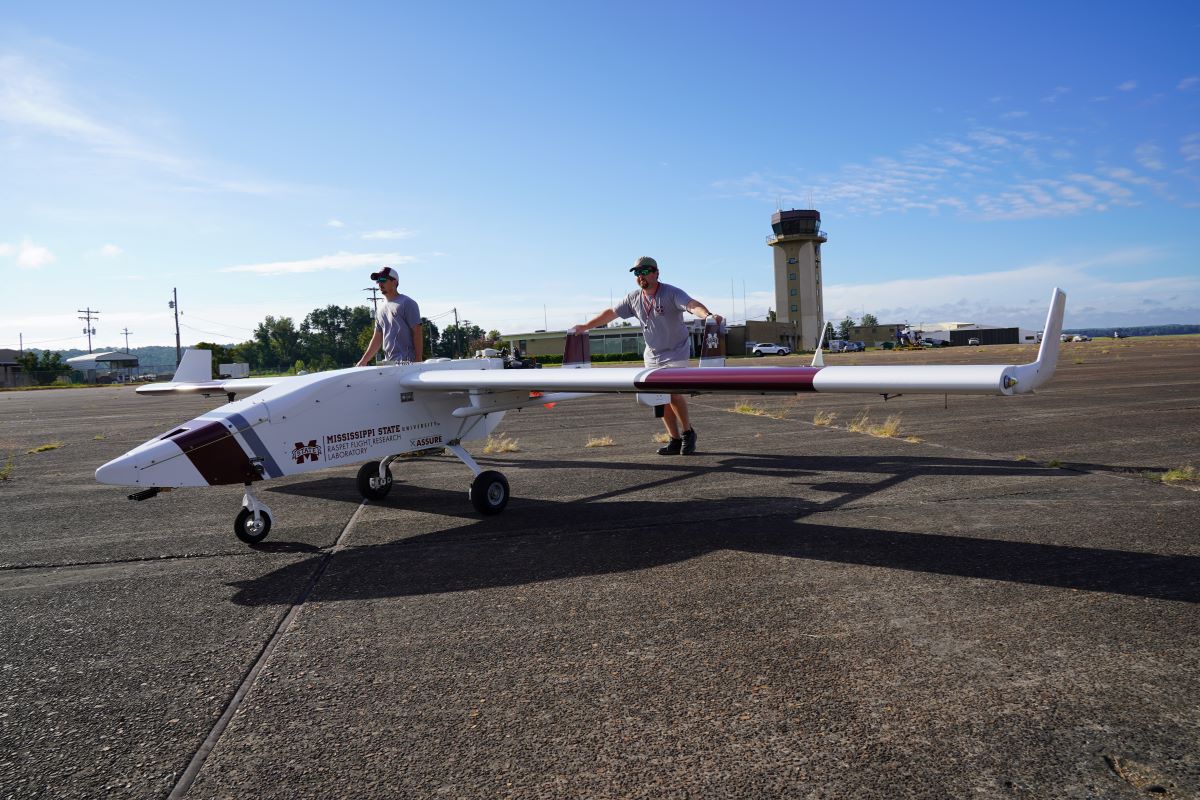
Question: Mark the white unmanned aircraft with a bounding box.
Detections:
[97,289,1066,544]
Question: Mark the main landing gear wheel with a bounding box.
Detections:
[469,470,510,515]
[356,461,393,500]
[234,507,272,544]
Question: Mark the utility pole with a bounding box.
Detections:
[18,333,22,355]
[363,286,381,317]
[169,288,181,366]
[77,308,100,353]
[452,307,460,358]
[121,328,132,353]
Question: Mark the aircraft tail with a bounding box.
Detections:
[172,348,213,383]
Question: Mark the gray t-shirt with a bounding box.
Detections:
[375,294,421,362]
[614,282,694,365]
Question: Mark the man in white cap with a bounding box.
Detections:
[357,267,423,365]
[569,256,721,455]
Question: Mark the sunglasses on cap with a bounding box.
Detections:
[374,277,393,283]
[632,267,657,276]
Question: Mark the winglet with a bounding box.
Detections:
[811,321,827,368]
[1009,288,1066,393]
[172,348,213,383]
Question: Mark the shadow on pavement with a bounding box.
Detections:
[230,450,1199,607]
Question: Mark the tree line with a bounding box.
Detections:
[195,305,504,374]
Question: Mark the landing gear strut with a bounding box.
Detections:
[447,442,511,516]
[235,484,274,544]
[356,459,394,501]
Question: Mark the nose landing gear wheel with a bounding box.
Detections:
[356,461,393,500]
[235,507,272,544]
[469,470,509,515]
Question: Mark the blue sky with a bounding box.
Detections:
[3,1,1198,350]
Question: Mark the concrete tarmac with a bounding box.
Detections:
[1,336,1198,799]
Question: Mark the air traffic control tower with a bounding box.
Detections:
[767,209,826,350]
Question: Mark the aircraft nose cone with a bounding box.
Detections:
[95,454,137,486]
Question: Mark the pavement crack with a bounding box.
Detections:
[166,500,367,799]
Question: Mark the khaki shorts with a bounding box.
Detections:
[645,356,690,370]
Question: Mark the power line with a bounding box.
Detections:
[179,322,242,340]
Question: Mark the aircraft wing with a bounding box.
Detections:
[403,288,1065,398]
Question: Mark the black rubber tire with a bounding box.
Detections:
[235,507,271,544]
[469,470,509,515]
[356,461,393,500]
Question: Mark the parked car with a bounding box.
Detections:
[752,343,791,356]
[844,341,866,352]
[967,337,981,346]
[1071,334,1091,342]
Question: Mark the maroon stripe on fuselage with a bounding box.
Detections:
[635,366,821,393]
[174,421,260,485]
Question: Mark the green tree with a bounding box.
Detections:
[421,318,439,359]
[16,350,71,385]
[254,316,301,371]
[860,313,879,327]
[299,305,373,368]
[766,308,777,322]
[823,322,836,344]
[437,323,484,358]
[837,316,855,339]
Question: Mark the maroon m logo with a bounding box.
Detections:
[291,440,321,464]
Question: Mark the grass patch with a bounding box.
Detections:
[653,432,672,444]
[585,435,615,448]
[26,441,63,454]
[729,401,788,419]
[1047,459,1063,468]
[1073,359,1085,364]
[812,410,838,427]
[0,453,12,481]
[1015,454,1030,461]
[847,410,905,438]
[93,434,105,441]
[904,435,923,443]
[483,434,520,454]
[1140,465,1199,485]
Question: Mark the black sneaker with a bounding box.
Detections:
[681,428,697,455]
[657,437,682,456]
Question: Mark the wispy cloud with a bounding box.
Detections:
[220,252,417,276]
[1116,80,1138,92]
[361,228,417,240]
[1041,86,1070,103]
[1,239,56,269]
[0,52,286,195]
[715,86,1197,223]
[327,219,345,228]
[99,243,123,258]
[1181,133,1200,162]
[818,249,1199,328]
[1134,142,1165,170]
[1180,77,1200,91]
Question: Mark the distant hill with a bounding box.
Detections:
[1062,324,1200,339]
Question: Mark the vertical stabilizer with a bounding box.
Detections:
[171,348,213,383]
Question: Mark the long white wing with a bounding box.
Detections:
[402,288,1066,398]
